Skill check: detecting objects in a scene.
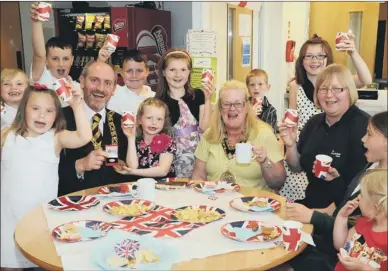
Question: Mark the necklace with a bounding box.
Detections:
[221,132,246,160]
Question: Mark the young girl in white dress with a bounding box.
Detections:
[1,84,92,270]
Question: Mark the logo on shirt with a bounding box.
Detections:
[330,150,341,158]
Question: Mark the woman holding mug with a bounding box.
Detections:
[192,80,285,189]
[279,64,369,209]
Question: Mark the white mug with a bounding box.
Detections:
[235,143,256,164]
[137,178,156,201]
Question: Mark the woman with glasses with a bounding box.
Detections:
[280,34,372,202]
[279,64,369,209]
[192,80,286,189]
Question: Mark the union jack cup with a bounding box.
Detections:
[335,32,350,51]
[252,97,263,111]
[105,34,120,53]
[284,109,298,127]
[121,111,135,128]
[201,69,214,83]
[53,78,73,102]
[282,220,303,252]
[36,2,52,22]
[314,154,333,178]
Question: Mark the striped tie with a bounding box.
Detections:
[92,113,103,150]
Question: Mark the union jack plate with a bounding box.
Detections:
[48,195,100,211]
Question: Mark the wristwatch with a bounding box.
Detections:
[260,158,272,169]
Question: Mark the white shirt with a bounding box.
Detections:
[350,162,379,196]
[29,65,80,108]
[1,104,17,130]
[84,102,106,136]
[107,85,155,116]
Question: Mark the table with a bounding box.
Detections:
[14,184,313,271]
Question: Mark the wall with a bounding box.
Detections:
[162,2,192,48]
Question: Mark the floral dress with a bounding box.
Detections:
[136,133,177,178]
[173,99,201,178]
[280,86,323,201]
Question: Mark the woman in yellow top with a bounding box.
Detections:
[192,80,286,189]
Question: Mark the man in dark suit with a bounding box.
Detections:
[58,60,130,196]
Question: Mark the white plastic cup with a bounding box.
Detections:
[235,143,256,164]
[137,178,156,201]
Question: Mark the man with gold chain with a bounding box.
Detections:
[58,61,130,195]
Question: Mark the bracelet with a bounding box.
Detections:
[260,158,272,169]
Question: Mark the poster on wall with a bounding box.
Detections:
[242,37,251,66]
[190,56,218,103]
[186,29,217,57]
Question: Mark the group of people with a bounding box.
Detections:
[0,3,387,271]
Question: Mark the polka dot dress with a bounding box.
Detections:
[280,86,323,201]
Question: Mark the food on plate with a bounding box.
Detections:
[60,224,82,240]
[251,222,259,232]
[247,199,267,208]
[174,207,221,223]
[261,226,280,240]
[108,204,151,216]
[106,249,159,268]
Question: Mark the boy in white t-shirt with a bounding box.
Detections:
[30,2,80,107]
[99,48,155,115]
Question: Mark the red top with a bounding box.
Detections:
[335,217,388,271]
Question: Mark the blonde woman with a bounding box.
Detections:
[279,64,370,209]
[192,80,285,189]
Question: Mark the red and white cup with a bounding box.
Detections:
[314,154,333,178]
[53,78,73,102]
[36,2,52,22]
[252,97,263,110]
[282,220,303,252]
[201,69,214,83]
[105,34,120,53]
[335,32,350,51]
[284,109,298,127]
[121,111,135,128]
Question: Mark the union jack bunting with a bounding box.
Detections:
[114,239,140,259]
[111,205,205,238]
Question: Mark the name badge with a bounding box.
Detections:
[105,144,118,166]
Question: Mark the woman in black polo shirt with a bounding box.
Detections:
[279,64,370,209]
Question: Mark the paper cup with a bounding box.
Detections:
[284,109,298,127]
[235,143,256,164]
[201,69,214,83]
[282,220,303,252]
[105,34,120,53]
[314,154,333,178]
[335,32,349,51]
[121,111,135,128]
[36,2,52,22]
[53,78,73,102]
[137,178,156,201]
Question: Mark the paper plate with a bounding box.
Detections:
[221,220,282,242]
[170,205,225,223]
[97,184,138,197]
[193,181,240,194]
[229,196,281,213]
[103,199,155,217]
[92,232,178,270]
[52,220,112,243]
[48,195,100,211]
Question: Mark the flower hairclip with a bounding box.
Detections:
[33,82,49,90]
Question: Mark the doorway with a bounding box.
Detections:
[0,2,24,70]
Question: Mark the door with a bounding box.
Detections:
[0,2,24,70]
[309,2,380,76]
[227,4,253,82]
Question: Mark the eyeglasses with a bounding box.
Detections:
[220,101,245,109]
[303,54,327,61]
[317,87,346,94]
